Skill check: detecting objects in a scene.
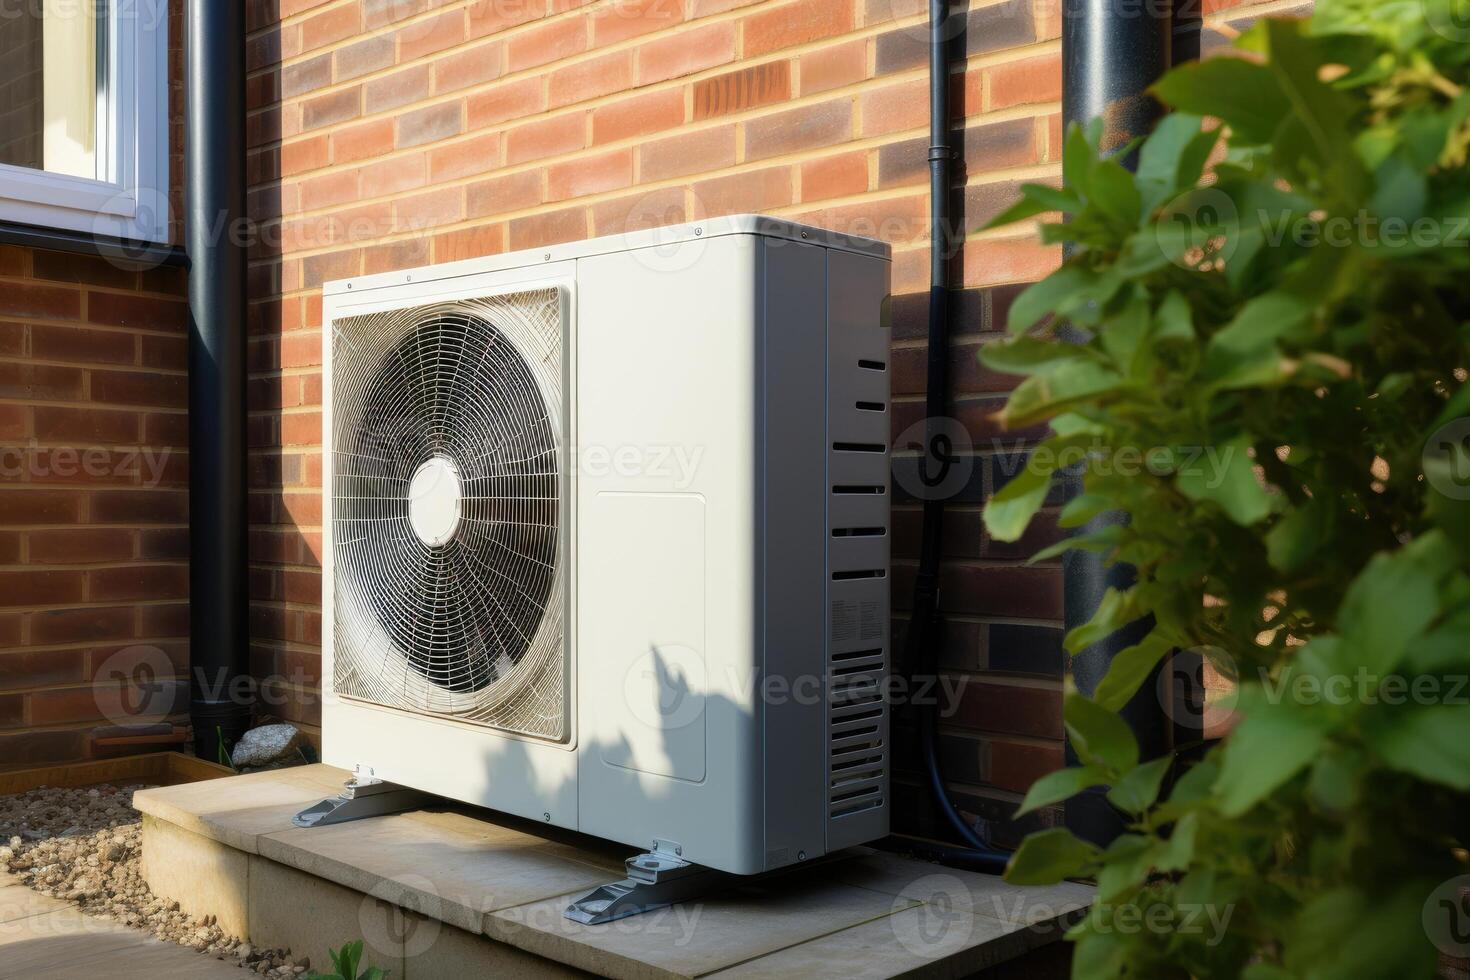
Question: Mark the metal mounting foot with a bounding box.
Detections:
[565,839,730,925]
[292,766,431,828]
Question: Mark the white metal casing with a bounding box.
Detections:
[320,215,892,875]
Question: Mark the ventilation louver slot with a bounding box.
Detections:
[827,637,889,818]
[330,290,568,740]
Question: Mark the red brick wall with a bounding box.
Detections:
[0,248,190,770]
[0,0,188,772]
[240,0,1305,839]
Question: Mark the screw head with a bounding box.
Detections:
[544,253,551,260]
[693,227,702,236]
[543,812,551,821]
[798,850,807,861]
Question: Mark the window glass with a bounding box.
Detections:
[0,0,101,180]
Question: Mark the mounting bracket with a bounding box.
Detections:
[564,839,731,925]
[292,766,432,828]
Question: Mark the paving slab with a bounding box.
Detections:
[133,765,348,854]
[485,857,924,979]
[258,807,626,934]
[831,850,1094,926]
[0,871,244,979]
[704,903,1024,979]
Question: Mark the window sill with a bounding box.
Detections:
[0,219,187,270]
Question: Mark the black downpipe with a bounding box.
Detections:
[186,0,252,760]
[1060,0,1173,846]
[906,0,1008,873]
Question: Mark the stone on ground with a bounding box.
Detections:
[230,724,305,769]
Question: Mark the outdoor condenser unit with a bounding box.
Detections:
[314,215,892,897]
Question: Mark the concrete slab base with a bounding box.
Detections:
[135,765,1093,979]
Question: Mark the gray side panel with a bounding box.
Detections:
[825,248,892,852]
[761,239,831,870]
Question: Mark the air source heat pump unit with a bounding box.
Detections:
[316,215,891,887]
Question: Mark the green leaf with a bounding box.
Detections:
[1205,292,1312,362]
[1403,607,1470,674]
[983,453,1054,543]
[1093,632,1174,711]
[1308,748,1362,813]
[984,182,1082,230]
[1200,344,1293,391]
[1152,57,1288,145]
[978,335,1083,376]
[1153,290,1194,344]
[1069,926,1128,980]
[1015,765,1109,816]
[1027,524,1125,564]
[1329,532,1456,678]
[1370,150,1427,222]
[1265,499,1332,574]
[1158,812,1199,871]
[1002,360,1123,429]
[1368,704,1470,791]
[1107,756,1172,814]
[1094,833,1156,901]
[1088,158,1143,228]
[1049,412,1105,437]
[1214,703,1327,816]
[1006,264,1117,335]
[1166,755,1220,809]
[1003,828,1100,885]
[1058,493,1112,529]
[1136,113,1216,215]
[1263,19,1367,200]
[1099,294,1151,376]
[1062,121,1097,195]
[1175,435,1273,525]
[1064,693,1139,773]
[1242,966,1298,980]
[1065,587,1135,655]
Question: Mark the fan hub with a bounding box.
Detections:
[408,455,463,547]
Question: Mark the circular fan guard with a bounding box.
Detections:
[330,291,566,740]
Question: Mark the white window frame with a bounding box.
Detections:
[0,0,170,243]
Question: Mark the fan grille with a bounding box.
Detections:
[330,289,567,740]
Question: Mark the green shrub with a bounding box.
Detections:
[983,2,1470,976]
[308,940,387,980]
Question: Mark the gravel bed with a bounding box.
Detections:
[1,784,311,976]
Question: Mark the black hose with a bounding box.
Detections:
[876,836,1010,874]
[901,0,1010,872]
